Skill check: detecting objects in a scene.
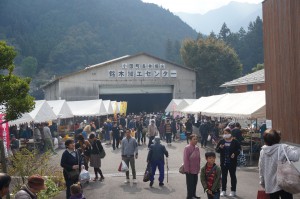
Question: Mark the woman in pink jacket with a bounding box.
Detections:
[183,134,201,199]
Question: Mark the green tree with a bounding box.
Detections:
[181,37,242,97]
[0,41,35,122]
[252,63,264,72]
[218,23,231,42]
[21,56,38,77]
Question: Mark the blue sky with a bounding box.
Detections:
[141,0,263,14]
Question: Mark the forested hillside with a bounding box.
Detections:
[0,0,197,77]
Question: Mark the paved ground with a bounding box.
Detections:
[52,139,300,199]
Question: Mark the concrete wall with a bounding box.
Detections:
[44,54,196,101]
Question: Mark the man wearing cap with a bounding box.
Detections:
[15,174,46,199]
[147,136,169,187]
[147,119,158,148]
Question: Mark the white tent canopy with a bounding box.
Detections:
[201,91,266,119]
[181,94,227,114]
[67,99,107,117]
[165,99,183,112]
[47,100,74,119]
[102,100,114,115]
[9,100,57,126]
[177,99,197,112]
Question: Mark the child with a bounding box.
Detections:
[70,183,86,199]
[200,152,222,199]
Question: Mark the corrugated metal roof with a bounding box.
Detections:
[42,52,195,88]
[220,69,265,87]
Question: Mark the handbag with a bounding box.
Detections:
[143,163,152,182]
[67,169,80,181]
[237,150,247,166]
[257,189,270,199]
[207,134,211,141]
[95,140,106,159]
[277,144,300,194]
[179,164,185,174]
[67,150,80,181]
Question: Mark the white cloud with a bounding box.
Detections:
[141,0,263,14]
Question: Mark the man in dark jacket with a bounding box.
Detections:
[200,120,210,148]
[147,136,169,187]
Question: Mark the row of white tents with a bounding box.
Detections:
[8,99,123,126]
[165,91,266,119]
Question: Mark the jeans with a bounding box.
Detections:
[112,134,120,149]
[165,133,172,143]
[221,165,237,191]
[207,191,220,199]
[150,160,165,183]
[186,132,192,144]
[148,136,155,148]
[122,156,136,179]
[201,133,208,147]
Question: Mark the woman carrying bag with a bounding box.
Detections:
[259,129,299,199]
[61,139,83,199]
[89,134,105,181]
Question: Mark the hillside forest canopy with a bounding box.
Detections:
[0,0,263,98]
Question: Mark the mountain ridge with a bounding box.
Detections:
[176,1,262,34]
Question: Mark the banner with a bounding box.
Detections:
[113,102,118,121]
[0,114,10,156]
[120,102,127,116]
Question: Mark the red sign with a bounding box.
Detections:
[0,114,10,153]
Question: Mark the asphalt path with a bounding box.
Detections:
[52,139,300,199]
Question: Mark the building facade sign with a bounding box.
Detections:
[109,63,176,78]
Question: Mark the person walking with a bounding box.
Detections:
[89,134,105,181]
[216,128,241,197]
[159,119,166,141]
[136,119,143,146]
[76,134,91,171]
[112,122,120,150]
[147,119,158,148]
[15,174,47,199]
[121,129,138,184]
[43,122,56,154]
[60,139,83,199]
[200,152,221,199]
[231,123,244,143]
[183,134,201,199]
[185,119,193,144]
[259,129,299,199]
[200,120,210,148]
[171,119,178,141]
[147,136,169,187]
[165,119,172,146]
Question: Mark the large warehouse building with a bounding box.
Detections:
[43,53,196,113]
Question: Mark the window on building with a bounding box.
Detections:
[247,84,253,91]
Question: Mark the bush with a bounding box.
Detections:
[8,148,65,198]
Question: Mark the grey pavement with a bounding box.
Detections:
[52,139,300,199]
